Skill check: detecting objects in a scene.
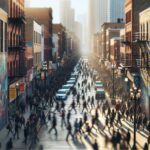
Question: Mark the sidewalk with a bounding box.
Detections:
[0,106,50,150]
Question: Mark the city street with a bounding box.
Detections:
[0,58,149,150]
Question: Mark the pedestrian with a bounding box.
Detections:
[74,118,79,139]
[116,129,121,144]
[6,138,13,150]
[92,139,99,150]
[61,109,66,128]
[82,100,88,113]
[67,110,71,123]
[66,122,74,141]
[14,122,19,139]
[126,129,131,147]
[76,93,80,107]
[48,114,57,136]
[70,100,77,114]
[6,121,13,136]
[23,125,29,145]
[111,130,117,150]
[143,143,148,150]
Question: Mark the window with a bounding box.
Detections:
[126,10,131,24]
[0,20,3,52]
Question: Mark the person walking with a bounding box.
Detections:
[61,109,66,128]
[6,121,13,136]
[66,122,74,141]
[14,122,20,139]
[126,129,131,147]
[70,100,77,114]
[48,114,57,136]
[82,100,88,113]
[6,138,13,150]
[92,139,99,150]
[23,125,29,145]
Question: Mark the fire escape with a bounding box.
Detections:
[8,2,26,83]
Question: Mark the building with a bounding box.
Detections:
[101,22,125,61]
[120,28,131,66]
[53,24,66,59]
[74,21,82,51]
[60,0,75,32]
[52,34,59,60]
[109,0,125,23]
[88,0,125,33]
[139,7,150,118]
[110,37,121,66]
[0,8,8,129]
[25,7,53,61]
[124,0,150,67]
[25,18,42,80]
[106,28,122,61]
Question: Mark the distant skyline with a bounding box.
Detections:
[29,0,87,23]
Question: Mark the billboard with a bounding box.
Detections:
[0,53,8,129]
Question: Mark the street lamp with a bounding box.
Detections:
[42,62,48,89]
[130,86,141,150]
[112,64,116,103]
[15,82,19,110]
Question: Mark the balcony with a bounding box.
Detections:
[8,41,25,51]
[8,16,26,24]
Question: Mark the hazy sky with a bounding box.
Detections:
[30,0,87,23]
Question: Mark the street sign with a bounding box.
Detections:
[20,83,25,92]
[9,88,16,102]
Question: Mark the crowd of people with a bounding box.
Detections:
[3,56,150,150]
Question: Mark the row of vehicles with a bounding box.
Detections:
[55,65,79,101]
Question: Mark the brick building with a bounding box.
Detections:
[25,7,53,61]
[8,0,26,82]
[53,24,66,59]
[110,37,121,66]
[124,0,150,67]
[139,7,150,118]
[106,28,123,61]
[101,22,125,61]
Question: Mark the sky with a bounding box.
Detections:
[29,0,87,23]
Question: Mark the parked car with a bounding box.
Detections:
[56,89,68,101]
[67,79,76,85]
[62,84,74,93]
[95,88,105,100]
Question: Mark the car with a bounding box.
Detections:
[95,81,103,90]
[70,77,76,81]
[56,89,68,101]
[62,84,74,91]
[67,79,76,85]
[95,88,105,100]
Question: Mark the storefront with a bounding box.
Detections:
[0,9,8,130]
[9,79,26,116]
[0,53,8,129]
[140,70,150,117]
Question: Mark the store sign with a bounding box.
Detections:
[20,83,24,92]
[9,88,16,102]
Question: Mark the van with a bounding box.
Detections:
[95,88,105,100]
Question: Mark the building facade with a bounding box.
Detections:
[139,7,150,118]
[25,18,42,80]
[110,37,121,66]
[101,22,125,61]
[53,24,66,59]
[124,0,150,67]
[25,7,53,61]
[60,0,75,32]
[0,8,8,129]
[106,28,122,61]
